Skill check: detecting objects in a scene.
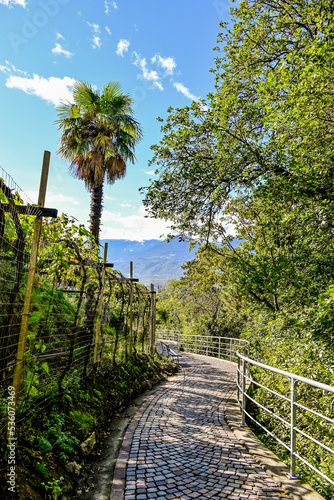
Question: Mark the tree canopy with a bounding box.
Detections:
[142,0,334,325]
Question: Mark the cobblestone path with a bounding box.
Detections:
[111,353,291,500]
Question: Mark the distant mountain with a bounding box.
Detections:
[100,237,242,289]
[100,238,197,289]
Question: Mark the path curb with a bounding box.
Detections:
[223,398,325,500]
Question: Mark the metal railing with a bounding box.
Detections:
[237,352,334,484]
[157,330,334,488]
[157,330,248,362]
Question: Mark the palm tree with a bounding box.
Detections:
[56,81,143,245]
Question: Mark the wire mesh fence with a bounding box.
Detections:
[0,161,156,437]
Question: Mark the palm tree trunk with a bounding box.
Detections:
[90,183,103,246]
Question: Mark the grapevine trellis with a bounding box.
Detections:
[0,153,156,431]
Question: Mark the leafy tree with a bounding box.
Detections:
[141,0,334,318]
[142,0,334,239]
[56,81,143,245]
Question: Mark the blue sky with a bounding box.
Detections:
[0,0,231,241]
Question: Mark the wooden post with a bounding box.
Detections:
[150,284,156,355]
[12,151,50,404]
[129,261,133,356]
[94,243,108,364]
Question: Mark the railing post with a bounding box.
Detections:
[218,337,221,358]
[237,355,240,404]
[289,377,298,478]
[206,336,208,356]
[241,357,246,426]
[230,338,232,361]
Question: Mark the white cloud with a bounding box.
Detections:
[132,52,163,91]
[225,223,236,237]
[0,64,11,74]
[56,32,65,40]
[52,43,74,58]
[1,61,27,75]
[101,205,172,241]
[87,22,100,33]
[173,81,199,101]
[105,26,111,35]
[92,36,101,49]
[0,0,26,6]
[5,74,76,106]
[116,39,130,57]
[87,22,102,48]
[25,191,81,206]
[145,170,156,175]
[151,54,176,75]
[105,0,118,14]
[47,193,81,206]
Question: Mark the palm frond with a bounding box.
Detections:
[72,81,100,108]
[56,79,142,192]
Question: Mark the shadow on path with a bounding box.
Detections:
[111,353,292,500]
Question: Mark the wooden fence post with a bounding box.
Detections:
[94,243,108,364]
[12,151,50,404]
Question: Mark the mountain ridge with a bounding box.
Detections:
[100,237,241,288]
[100,238,197,288]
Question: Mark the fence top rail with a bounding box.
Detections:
[157,332,248,344]
[238,351,334,394]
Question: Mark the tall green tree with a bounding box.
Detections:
[142,0,334,240]
[56,81,143,245]
[141,0,334,302]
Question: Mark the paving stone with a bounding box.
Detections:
[113,353,293,500]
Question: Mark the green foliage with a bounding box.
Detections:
[36,463,48,478]
[41,479,62,499]
[244,310,334,497]
[69,410,94,430]
[158,246,245,338]
[39,412,80,459]
[36,436,53,453]
[142,0,334,326]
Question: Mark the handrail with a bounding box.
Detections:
[157,330,334,489]
[237,351,334,484]
[237,351,334,394]
[157,330,248,362]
